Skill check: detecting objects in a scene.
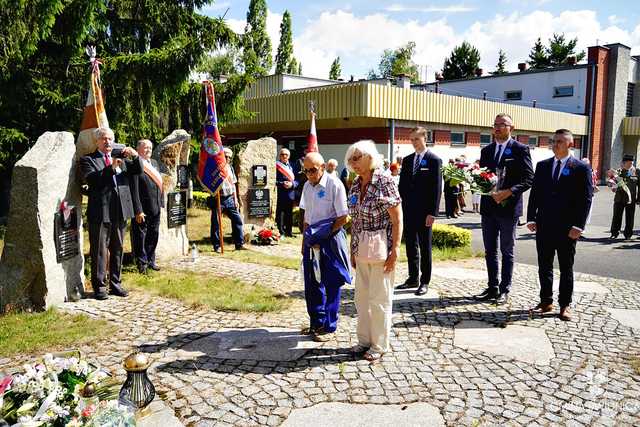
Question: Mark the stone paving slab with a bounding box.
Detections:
[553,280,610,294]
[180,328,322,362]
[453,320,556,365]
[3,251,640,426]
[281,403,445,427]
[606,308,640,330]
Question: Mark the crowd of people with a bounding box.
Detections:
[82,113,605,361]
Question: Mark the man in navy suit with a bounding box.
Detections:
[275,148,297,237]
[527,129,593,321]
[474,114,534,304]
[397,127,443,296]
[130,139,164,274]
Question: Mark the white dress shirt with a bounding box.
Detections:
[300,172,348,225]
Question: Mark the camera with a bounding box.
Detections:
[110,143,127,159]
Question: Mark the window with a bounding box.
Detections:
[627,83,635,117]
[504,90,522,101]
[480,134,492,146]
[529,136,538,147]
[553,86,574,97]
[451,132,465,145]
[425,130,434,146]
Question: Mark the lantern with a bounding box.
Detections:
[119,352,155,413]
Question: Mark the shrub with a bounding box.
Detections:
[432,223,471,248]
[192,190,210,209]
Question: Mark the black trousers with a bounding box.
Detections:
[131,213,160,268]
[444,185,458,217]
[404,221,433,285]
[536,231,577,308]
[89,220,126,293]
[276,198,294,236]
[611,202,635,237]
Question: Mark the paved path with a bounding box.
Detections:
[444,186,640,281]
[2,249,639,426]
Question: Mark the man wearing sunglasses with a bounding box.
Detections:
[299,152,351,342]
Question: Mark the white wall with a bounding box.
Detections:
[426,67,589,114]
[281,75,338,92]
[298,143,577,173]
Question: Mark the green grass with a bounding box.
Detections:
[124,269,290,312]
[631,356,640,375]
[0,308,114,358]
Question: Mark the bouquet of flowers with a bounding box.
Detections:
[441,162,470,186]
[469,165,509,206]
[0,353,133,427]
[606,169,632,204]
[251,227,280,245]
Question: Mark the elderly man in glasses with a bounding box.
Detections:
[299,152,351,342]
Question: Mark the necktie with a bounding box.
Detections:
[105,153,112,167]
[494,145,503,165]
[553,159,562,182]
[413,154,421,175]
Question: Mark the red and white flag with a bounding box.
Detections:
[76,47,109,157]
[307,111,318,153]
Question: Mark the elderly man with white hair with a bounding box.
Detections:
[300,152,351,342]
[208,147,245,252]
[276,147,297,237]
[79,127,142,300]
[326,158,339,177]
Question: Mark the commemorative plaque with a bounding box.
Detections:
[248,188,270,217]
[177,165,190,189]
[54,207,80,263]
[167,190,187,228]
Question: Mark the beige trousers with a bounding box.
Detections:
[354,259,395,353]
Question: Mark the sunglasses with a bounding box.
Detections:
[303,167,320,174]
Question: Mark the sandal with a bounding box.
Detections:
[363,350,384,362]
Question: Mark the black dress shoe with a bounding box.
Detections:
[235,245,247,250]
[109,284,129,297]
[149,264,161,271]
[473,288,497,301]
[396,279,419,289]
[495,293,509,305]
[94,290,108,300]
[415,284,428,296]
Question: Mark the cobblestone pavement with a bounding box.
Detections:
[2,245,640,426]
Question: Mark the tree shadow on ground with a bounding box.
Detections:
[142,329,356,376]
[393,308,554,330]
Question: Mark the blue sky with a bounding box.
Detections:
[200,0,640,80]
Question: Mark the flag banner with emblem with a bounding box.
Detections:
[76,46,109,157]
[197,81,228,195]
[307,111,318,153]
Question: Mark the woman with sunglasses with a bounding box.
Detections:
[346,140,403,362]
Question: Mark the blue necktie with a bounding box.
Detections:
[553,160,562,183]
[413,154,421,175]
[494,145,503,165]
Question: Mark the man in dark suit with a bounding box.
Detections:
[609,154,637,239]
[474,113,534,304]
[397,127,443,296]
[275,148,297,237]
[130,139,164,274]
[79,127,142,300]
[527,129,593,321]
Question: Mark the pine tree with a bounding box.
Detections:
[441,41,481,80]
[275,10,293,74]
[491,49,507,75]
[329,57,341,80]
[528,38,550,69]
[288,57,298,75]
[243,0,273,76]
[297,61,302,75]
[547,33,585,66]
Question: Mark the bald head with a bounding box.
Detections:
[303,152,325,185]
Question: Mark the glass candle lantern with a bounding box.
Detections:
[119,352,155,411]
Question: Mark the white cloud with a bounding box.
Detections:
[385,4,476,13]
[291,9,640,80]
[199,2,231,15]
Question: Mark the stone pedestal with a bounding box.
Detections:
[0,132,84,312]
[235,137,277,236]
[152,129,191,260]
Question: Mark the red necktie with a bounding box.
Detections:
[105,153,112,167]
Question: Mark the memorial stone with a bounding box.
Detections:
[235,137,277,235]
[0,132,84,312]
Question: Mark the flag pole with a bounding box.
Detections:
[217,191,224,254]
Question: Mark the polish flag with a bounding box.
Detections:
[307,111,318,153]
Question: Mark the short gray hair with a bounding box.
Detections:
[327,158,338,167]
[279,148,290,156]
[137,139,153,148]
[344,140,382,173]
[94,127,114,140]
